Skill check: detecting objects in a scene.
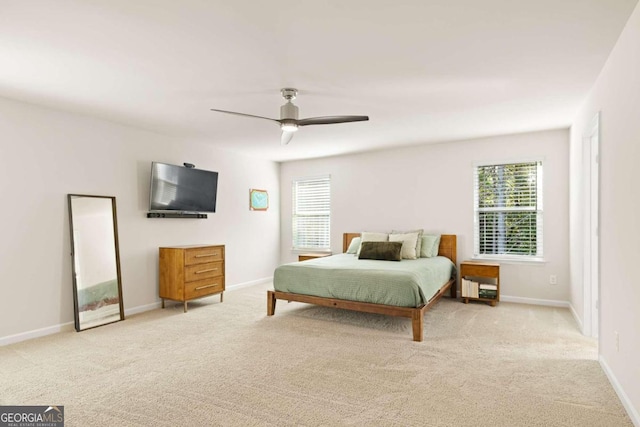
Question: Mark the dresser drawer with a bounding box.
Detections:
[185,261,223,282]
[462,264,499,278]
[185,277,224,299]
[185,246,224,265]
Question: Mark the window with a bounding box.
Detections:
[474,161,543,260]
[292,175,330,251]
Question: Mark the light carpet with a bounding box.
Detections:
[0,282,631,426]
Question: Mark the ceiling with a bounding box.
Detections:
[0,1,637,162]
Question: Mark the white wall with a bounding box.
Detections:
[0,97,280,341]
[570,2,640,423]
[280,129,569,303]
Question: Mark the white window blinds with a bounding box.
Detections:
[474,161,543,259]
[292,175,331,251]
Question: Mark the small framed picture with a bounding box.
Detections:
[249,189,268,211]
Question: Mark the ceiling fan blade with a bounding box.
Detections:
[297,115,369,126]
[281,131,295,145]
[210,109,278,123]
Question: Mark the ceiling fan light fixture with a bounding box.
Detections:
[280,122,299,132]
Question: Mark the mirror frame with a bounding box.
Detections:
[68,194,125,331]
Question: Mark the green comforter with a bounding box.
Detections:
[274,254,455,307]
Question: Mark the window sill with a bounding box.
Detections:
[291,249,332,255]
[471,256,546,265]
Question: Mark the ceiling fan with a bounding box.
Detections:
[211,88,369,145]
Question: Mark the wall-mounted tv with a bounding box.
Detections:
[149,162,218,213]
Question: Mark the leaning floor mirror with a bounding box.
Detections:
[68,194,124,331]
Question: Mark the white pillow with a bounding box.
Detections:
[389,232,420,259]
[357,232,388,255]
[392,229,423,259]
[346,237,361,254]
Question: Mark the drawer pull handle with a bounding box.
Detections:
[195,284,218,291]
[195,253,218,258]
[195,268,218,274]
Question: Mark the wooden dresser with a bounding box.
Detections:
[159,244,225,312]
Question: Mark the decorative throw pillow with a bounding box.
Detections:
[346,237,361,254]
[421,234,442,258]
[357,232,389,255]
[429,234,442,257]
[388,232,420,259]
[358,241,402,261]
[392,229,423,259]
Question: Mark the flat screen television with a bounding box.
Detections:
[149,162,218,213]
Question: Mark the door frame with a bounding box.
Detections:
[582,112,600,338]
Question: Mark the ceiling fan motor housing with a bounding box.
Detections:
[280,101,299,120]
[280,88,299,120]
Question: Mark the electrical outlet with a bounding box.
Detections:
[549,275,557,285]
[615,331,619,352]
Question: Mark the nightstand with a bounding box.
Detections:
[460,260,500,306]
[298,253,331,262]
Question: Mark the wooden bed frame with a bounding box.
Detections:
[267,233,457,342]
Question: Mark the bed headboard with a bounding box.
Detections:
[343,233,457,265]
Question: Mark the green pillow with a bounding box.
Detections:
[358,241,402,261]
[421,234,442,258]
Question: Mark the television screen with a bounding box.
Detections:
[149,162,218,213]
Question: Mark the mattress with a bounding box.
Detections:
[273,253,455,307]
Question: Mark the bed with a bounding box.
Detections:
[267,233,457,341]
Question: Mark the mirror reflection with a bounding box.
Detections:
[68,194,124,331]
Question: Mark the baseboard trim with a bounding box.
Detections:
[1,277,274,347]
[226,276,272,291]
[125,302,162,316]
[500,295,570,307]
[600,355,640,427]
[0,302,165,347]
[0,322,75,347]
[569,303,584,332]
